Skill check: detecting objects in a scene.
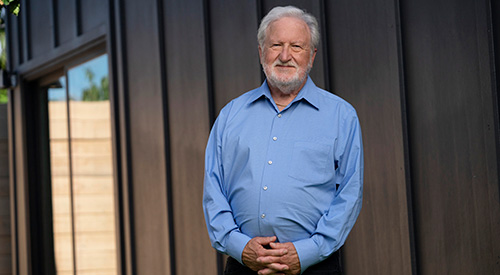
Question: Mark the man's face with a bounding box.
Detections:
[259,16,316,94]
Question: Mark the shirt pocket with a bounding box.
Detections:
[288,141,333,183]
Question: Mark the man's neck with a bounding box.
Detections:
[268,80,306,110]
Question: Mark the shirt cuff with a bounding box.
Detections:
[293,238,321,274]
[225,231,251,264]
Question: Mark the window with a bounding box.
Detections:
[46,54,117,274]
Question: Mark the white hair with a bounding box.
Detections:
[257,6,320,52]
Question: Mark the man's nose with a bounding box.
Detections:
[279,46,292,62]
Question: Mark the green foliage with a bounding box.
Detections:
[0,28,6,70]
[82,68,109,101]
[0,89,7,103]
[1,0,20,16]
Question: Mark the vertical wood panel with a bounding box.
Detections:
[262,0,327,89]
[325,0,413,274]
[0,105,11,275]
[209,0,261,113]
[401,0,500,274]
[123,0,171,273]
[29,0,52,59]
[108,0,134,273]
[491,0,500,197]
[162,0,216,274]
[80,0,107,34]
[57,0,77,45]
[21,0,29,63]
[7,14,20,68]
[12,86,30,275]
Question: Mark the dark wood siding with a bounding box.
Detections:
[162,0,216,273]
[56,0,77,45]
[325,0,414,274]
[79,0,107,34]
[121,0,172,273]
[0,104,11,275]
[208,0,262,113]
[4,0,500,274]
[28,0,52,59]
[401,0,500,274]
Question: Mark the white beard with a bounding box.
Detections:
[263,58,312,94]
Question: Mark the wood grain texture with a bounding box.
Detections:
[56,0,76,45]
[5,0,500,274]
[0,105,11,275]
[28,0,52,59]
[48,100,117,274]
[122,0,171,273]
[79,0,107,34]
[209,0,261,113]
[12,87,30,275]
[401,0,500,274]
[162,0,217,274]
[325,0,414,274]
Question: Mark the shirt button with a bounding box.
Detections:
[277,114,282,118]
[261,214,266,219]
[272,137,277,141]
[263,186,268,191]
[268,160,272,165]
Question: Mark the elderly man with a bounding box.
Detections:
[203,5,363,275]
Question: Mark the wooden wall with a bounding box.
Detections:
[0,104,11,275]
[401,1,500,273]
[4,0,500,274]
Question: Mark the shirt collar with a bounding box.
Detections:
[248,76,320,110]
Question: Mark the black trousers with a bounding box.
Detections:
[224,250,342,275]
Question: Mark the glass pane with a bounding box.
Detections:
[48,77,75,274]
[67,54,117,274]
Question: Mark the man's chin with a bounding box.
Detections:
[272,71,296,80]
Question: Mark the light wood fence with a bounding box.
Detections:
[49,101,117,275]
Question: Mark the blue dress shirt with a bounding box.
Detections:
[203,77,363,273]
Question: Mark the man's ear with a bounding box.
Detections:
[311,48,318,64]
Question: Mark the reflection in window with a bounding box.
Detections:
[48,54,117,274]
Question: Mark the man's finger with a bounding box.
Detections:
[257,268,285,275]
[257,255,281,264]
[260,247,288,257]
[269,242,289,249]
[266,262,289,271]
[256,236,277,246]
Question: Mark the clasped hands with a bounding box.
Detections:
[242,236,301,275]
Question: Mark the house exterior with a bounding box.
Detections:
[1,0,499,274]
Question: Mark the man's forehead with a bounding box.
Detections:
[266,17,311,40]
[268,16,309,30]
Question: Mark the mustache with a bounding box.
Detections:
[273,60,298,68]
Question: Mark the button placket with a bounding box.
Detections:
[259,110,285,229]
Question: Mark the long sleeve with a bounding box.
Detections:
[202,80,364,273]
[292,111,364,273]
[202,106,251,264]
